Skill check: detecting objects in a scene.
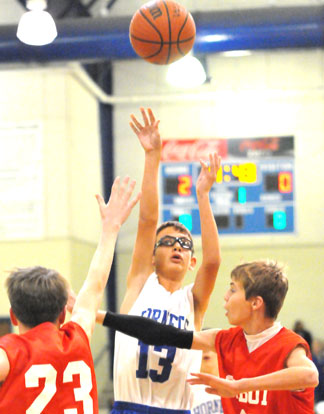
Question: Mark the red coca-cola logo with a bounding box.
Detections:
[239,137,280,152]
[161,139,227,162]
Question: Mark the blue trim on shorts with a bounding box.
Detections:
[112,401,191,414]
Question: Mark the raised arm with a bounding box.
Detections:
[192,152,222,329]
[71,176,140,339]
[187,346,319,397]
[120,108,162,313]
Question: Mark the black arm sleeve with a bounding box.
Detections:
[102,310,193,349]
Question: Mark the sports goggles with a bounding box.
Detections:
[154,235,193,251]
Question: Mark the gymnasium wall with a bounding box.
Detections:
[0,67,103,295]
[0,68,70,317]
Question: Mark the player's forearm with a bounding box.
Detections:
[103,310,193,349]
[197,192,221,268]
[88,228,119,283]
[76,229,119,310]
[140,151,160,222]
[237,366,319,392]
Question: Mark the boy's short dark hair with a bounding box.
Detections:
[156,221,194,253]
[231,260,288,319]
[6,266,69,328]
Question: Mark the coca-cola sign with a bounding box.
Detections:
[161,139,228,162]
[161,136,294,161]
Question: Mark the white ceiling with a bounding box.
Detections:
[2,0,324,26]
[86,0,324,17]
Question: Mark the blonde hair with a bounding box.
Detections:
[231,260,288,319]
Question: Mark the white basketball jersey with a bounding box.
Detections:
[113,273,202,410]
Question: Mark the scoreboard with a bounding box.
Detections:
[160,136,295,235]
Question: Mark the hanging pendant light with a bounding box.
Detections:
[17,0,57,46]
[166,55,207,88]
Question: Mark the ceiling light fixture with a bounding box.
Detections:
[166,55,207,88]
[17,0,57,46]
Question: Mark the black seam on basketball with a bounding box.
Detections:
[130,34,194,45]
[140,50,165,59]
[130,37,170,59]
[138,9,164,56]
[177,12,190,56]
[162,0,172,64]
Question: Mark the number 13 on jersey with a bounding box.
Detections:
[136,341,176,383]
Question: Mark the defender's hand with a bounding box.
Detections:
[130,107,161,153]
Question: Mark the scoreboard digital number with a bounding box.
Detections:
[160,136,295,235]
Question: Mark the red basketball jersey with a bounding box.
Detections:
[0,321,98,414]
[215,326,314,414]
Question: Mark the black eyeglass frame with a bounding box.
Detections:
[154,235,194,252]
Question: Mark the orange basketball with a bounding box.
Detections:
[129,0,196,65]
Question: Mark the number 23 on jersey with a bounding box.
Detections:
[25,360,94,414]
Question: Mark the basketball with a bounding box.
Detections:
[129,0,196,65]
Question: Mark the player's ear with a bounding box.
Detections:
[9,308,18,326]
[250,296,263,311]
[59,307,67,325]
[189,255,197,271]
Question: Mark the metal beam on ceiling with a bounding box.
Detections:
[1,5,324,64]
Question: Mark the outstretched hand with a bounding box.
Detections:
[196,152,221,196]
[96,176,141,232]
[188,372,240,398]
[130,107,161,153]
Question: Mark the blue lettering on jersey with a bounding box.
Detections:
[152,309,161,321]
[169,313,178,327]
[140,308,189,329]
[178,315,185,329]
[161,310,168,324]
[193,398,223,414]
[142,308,152,318]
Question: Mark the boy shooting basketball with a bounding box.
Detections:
[98,107,222,414]
[104,260,319,414]
[0,176,140,413]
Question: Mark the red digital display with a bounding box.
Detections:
[178,175,192,196]
[278,172,293,193]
